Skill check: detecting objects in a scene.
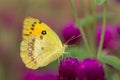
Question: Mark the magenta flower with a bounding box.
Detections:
[22,69,57,80]
[58,57,79,80]
[107,25,120,51]
[96,24,116,49]
[61,22,81,44]
[77,58,105,80]
[23,70,38,80]
[116,25,120,35]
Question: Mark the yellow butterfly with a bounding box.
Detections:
[20,17,67,69]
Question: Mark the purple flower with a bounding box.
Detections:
[22,69,57,80]
[38,73,57,80]
[77,58,105,80]
[107,24,120,51]
[61,22,81,44]
[116,25,120,35]
[96,24,116,49]
[23,70,38,80]
[58,57,79,80]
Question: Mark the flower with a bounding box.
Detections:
[22,69,57,80]
[95,24,116,49]
[61,22,81,44]
[58,57,79,80]
[38,73,57,80]
[107,25,120,52]
[116,25,120,35]
[96,24,120,53]
[23,70,38,80]
[77,58,105,80]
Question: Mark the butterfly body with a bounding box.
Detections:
[20,17,66,69]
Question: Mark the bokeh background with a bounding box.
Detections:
[0,0,120,80]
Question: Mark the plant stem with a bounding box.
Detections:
[79,0,96,56]
[70,0,93,57]
[89,0,96,15]
[79,0,88,17]
[97,1,107,58]
[88,0,96,55]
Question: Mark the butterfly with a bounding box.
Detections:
[20,17,67,69]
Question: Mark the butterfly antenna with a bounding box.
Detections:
[65,35,81,45]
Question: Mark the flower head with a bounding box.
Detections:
[77,58,105,80]
[116,25,120,35]
[62,22,81,44]
[96,24,116,49]
[107,24,120,52]
[22,69,57,80]
[58,57,79,80]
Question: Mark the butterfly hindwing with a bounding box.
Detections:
[20,36,64,69]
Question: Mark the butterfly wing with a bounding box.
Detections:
[22,17,61,43]
[20,36,65,69]
[20,17,65,69]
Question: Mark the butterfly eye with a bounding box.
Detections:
[41,30,47,35]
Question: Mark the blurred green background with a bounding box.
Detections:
[0,0,120,80]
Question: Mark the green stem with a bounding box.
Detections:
[79,0,88,17]
[97,1,107,58]
[70,0,79,21]
[87,23,96,55]
[70,0,93,57]
[88,0,96,55]
[79,0,96,56]
[89,0,96,15]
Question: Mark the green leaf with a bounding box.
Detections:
[79,18,89,27]
[66,46,91,60]
[105,66,115,80]
[96,0,106,5]
[77,17,92,27]
[99,55,120,70]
